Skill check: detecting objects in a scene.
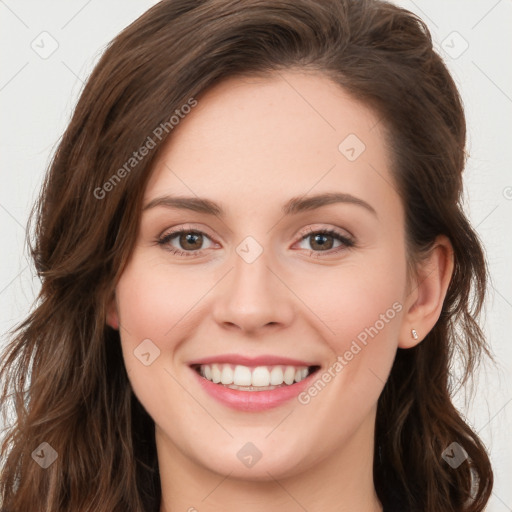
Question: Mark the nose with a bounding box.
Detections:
[212,245,295,335]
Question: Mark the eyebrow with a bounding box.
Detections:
[143,192,377,217]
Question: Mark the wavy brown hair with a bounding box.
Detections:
[0,0,494,510]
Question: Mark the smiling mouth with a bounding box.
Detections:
[191,363,321,391]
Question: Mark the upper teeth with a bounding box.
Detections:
[199,364,310,387]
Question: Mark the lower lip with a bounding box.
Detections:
[191,367,318,412]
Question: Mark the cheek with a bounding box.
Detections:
[113,258,189,392]
[294,250,406,402]
[115,256,205,342]
[114,255,231,411]
[299,253,405,347]
[113,258,201,423]
[330,277,403,350]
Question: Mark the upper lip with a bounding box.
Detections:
[188,354,320,368]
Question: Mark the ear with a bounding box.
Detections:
[106,292,120,330]
[399,235,454,348]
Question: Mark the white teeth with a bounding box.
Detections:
[233,365,252,386]
[251,366,270,387]
[283,366,296,385]
[270,366,284,385]
[220,365,234,385]
[211,364,221,383]
[197,363,314,388]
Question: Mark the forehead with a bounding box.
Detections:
[144,70,400,222]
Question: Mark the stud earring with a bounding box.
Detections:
[411,329,418,340]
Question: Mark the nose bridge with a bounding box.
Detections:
[211,236,294,332]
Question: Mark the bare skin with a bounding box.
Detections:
[107,70,454,512]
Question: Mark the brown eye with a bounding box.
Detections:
[296,228,354,255]
[157,229,215,257]
[309,233,335,251]
[178,232,203,250]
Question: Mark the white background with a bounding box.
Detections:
[1,1,511,510]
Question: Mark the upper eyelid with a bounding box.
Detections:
[300,224,353,238]
[159,225,217,242]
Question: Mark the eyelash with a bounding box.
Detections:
[156,227,355,258]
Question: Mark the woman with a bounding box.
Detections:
[0,0,494,510]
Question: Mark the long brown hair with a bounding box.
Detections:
[0,0,494,510]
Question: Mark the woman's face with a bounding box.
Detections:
[110,70,411,481]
